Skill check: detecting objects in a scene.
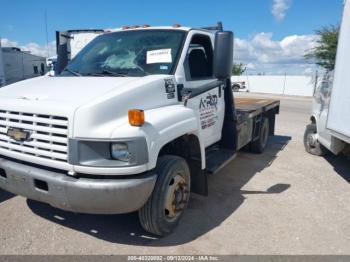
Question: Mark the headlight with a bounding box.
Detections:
[111,143,131,162]
[68,138,148,167]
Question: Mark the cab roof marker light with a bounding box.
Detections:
[173,24,182,28]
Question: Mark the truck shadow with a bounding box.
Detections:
[324,154,350,183]
[27,135,291,246]
[0,189,15,204]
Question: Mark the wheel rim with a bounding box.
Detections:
[306,132,317,149]
[164,172,189,220]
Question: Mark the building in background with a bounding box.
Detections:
[0,46,48,87]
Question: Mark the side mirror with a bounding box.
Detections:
[213,31,233,80]
[55,43,69,75]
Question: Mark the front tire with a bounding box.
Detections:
[138,155,191,236]
[304,124,327,156]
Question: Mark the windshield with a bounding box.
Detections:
[61,30,186,77]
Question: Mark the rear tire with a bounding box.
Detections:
[304,124,327,156]
[250,117,269,153]
[138,155,191,236]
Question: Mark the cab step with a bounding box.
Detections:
[205,148,236,174]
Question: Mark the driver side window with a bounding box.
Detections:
[185,34,213,80]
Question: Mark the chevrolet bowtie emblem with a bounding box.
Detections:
[7,128,32,142]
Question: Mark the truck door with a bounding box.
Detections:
[179,33,225,148]
[314,74,333,143]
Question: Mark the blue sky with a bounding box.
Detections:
[0,0,345,74]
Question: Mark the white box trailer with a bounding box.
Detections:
[0,47,48,86]
[304,0,350,156]
[326,0,350,143]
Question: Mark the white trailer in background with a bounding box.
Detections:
[55,29,104,73]
[304,0,350,156]
[0,47,48,87]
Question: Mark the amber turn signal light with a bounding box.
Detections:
[128,109,145,126]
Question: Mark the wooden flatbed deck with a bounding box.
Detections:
[234,97,280,113]
[234,97,280,124]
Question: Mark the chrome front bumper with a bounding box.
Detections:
[0,157,157,214]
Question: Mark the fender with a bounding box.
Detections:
[309,113,344,154]
[310,114,317,124]
[143,105,204,170]
[111,105,205,170]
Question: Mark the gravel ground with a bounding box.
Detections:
[0,93,349,255]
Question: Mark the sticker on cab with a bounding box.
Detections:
[164,78,176,100]
[147,49,172,64]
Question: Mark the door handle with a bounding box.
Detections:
[182,90,192,106]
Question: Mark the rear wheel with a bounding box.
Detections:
[138,155,191,236]
[304,123,327,156]
[250,117,269,153]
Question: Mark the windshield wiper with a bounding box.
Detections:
[86,70,128,77]
[62,68,82,76]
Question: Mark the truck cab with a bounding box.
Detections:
[0,24,279,236]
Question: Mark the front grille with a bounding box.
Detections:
[0,110,68,162]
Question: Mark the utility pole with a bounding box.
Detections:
[45,10,50,58]
[282,72,287,95]
[0,38,5,86]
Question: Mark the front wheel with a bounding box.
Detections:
[304,124,327,156]
[138,155,191,236]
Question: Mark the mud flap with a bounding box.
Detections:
[188,159,208,196]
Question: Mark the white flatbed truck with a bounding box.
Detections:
[0,23,279,236]
[304,1,350,157]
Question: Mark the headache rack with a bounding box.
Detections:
[200,21,223,31]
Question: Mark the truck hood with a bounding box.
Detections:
[0,74,176,139]
[0,76,140,106]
